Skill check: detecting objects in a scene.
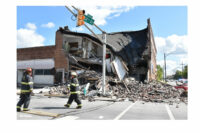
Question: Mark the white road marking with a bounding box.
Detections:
[165,104,175,120]
[57,116,79,120]
[114,101,137,120]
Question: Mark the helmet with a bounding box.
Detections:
[71,72,77,76]
[26,67,32,72]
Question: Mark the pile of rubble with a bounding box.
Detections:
[79,71,187,104]
[42,70,187,104]
[106,78,187,104]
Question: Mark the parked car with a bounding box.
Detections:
[175,82,188,91]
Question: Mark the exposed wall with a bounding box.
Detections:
[54,31,69,71]
[147,18,157,81]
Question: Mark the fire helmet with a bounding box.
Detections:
[26,67,32,72]
[71,72,77,76]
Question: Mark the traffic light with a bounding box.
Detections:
[76,10,85,27]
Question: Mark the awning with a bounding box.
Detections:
[17,58,55,69]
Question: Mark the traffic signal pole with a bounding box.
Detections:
[65,6,100,39]
[65,6,107,95]
[102,33,106,95]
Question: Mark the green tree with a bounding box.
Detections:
[183,65,188,79]
[157,65,163,81]
[174,70,182,79]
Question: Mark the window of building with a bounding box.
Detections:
[35,69,53,75]
[35,69,43,75]
[44,69,52,75]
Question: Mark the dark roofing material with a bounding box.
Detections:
[99,28,149,65]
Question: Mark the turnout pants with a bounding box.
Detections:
[17,93,31,110]
[67,94,82,107]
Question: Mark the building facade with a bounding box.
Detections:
[17,19,157,86]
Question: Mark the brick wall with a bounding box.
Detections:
[17,46,55,60]
[147,18,157,81]
[17,31,69,71]
[54,31,69,71]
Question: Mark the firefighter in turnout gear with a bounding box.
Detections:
[17,67,33,112]
[64,72,82,109]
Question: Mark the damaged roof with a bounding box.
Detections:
[98,28,148,52]
[59,23,152,66]
[98,28,150,65]
[58,27,115,52]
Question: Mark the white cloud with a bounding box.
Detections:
[41,22,55,28]
[71,27,84,32]
[17,23,45,48]
[155,34,188,75]
[26,23,37,30]
[155,34,188,55]
[76,5,135,26]
[157,60,180,75]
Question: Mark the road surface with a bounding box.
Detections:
[16,94,187,120]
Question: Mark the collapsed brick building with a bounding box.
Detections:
[17,19,157,86]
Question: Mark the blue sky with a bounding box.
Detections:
[17,6,187,75]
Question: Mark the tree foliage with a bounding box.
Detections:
[183,65,188,78]
[174,65,188,79]
[157,65,163,81]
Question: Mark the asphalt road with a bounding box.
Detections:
[16,94,187,120]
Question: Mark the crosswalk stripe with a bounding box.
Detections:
[165,104,175,120]
[57,116,79,120]
[114,101,137,120]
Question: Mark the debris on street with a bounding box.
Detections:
[39,70,187,105]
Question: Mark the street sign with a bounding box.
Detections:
[84,14,95,25]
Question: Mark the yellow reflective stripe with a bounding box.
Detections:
[78,104,82,107]
[71,83,79,87]
[21,90,31,93]
[21,82,33,85]
[17,106,21,108]
[70,91,80,94]
[23,108,29,111]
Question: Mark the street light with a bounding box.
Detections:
[164,51,187,82]
[164,52,177,82]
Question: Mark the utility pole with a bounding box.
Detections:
[65,6,107,95]
[93,23,107,95]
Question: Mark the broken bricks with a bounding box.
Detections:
[41,70,187,105]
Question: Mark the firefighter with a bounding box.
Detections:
[64,72,82,109]
[17,67,33,112]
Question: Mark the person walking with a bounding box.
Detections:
[64,72,82,109]
[17,67,33,112]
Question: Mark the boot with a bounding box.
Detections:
[17,108,21,112]
[64,104,70,108]
[76,106,82,109]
